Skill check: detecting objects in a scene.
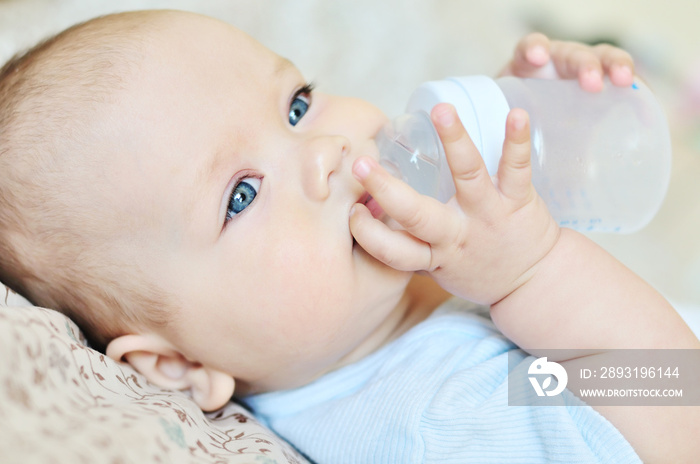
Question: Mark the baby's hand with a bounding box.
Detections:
[350,105,559,305]
[500,32,635,92]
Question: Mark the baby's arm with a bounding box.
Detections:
[350,36,700,463]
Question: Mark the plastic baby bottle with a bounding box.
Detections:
[375,75,672,233]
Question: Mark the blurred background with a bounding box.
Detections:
[1,0,698,311]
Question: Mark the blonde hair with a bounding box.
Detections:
[0,12,171,351]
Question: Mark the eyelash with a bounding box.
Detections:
[294,82,315,102]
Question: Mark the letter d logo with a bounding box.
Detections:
[528,357,568,397]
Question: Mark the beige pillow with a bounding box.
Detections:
[0,283,308,464]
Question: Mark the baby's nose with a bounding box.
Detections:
[302,135,349,201]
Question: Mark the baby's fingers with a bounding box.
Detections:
[548,41,606,91]
[591,43,635,87]
[497,109,534,202]
[352,156,456,245]
[349,203,431,271]
[549,41,635,91]
[505,32,557,79]
[432,104,496,214]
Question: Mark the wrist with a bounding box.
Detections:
[491,218,562,307]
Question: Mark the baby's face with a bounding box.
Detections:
[96,12,411,392]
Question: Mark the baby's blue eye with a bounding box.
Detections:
[288,83,314,126]
[289,95,310,126]
[226,178,261,222]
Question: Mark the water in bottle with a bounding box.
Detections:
[375,76,672,233]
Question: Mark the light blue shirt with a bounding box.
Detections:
[245,299,641,464]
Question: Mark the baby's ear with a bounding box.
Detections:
[106,334,235,412]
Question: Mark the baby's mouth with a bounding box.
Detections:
[357,192,385,220]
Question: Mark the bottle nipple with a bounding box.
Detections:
[375,111,445,199]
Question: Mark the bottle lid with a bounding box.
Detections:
[405,75,510,176]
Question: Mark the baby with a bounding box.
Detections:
[0,9,697,464]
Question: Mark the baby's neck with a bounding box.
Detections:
[236,276,451,396]
[326,275,451,371]
[404,274,453,322]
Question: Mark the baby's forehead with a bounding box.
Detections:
[139,11,270,57]
[42,12,286,236]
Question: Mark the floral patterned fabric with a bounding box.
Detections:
[0,286,309,464]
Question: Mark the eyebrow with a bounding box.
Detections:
[274,57,295,76]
